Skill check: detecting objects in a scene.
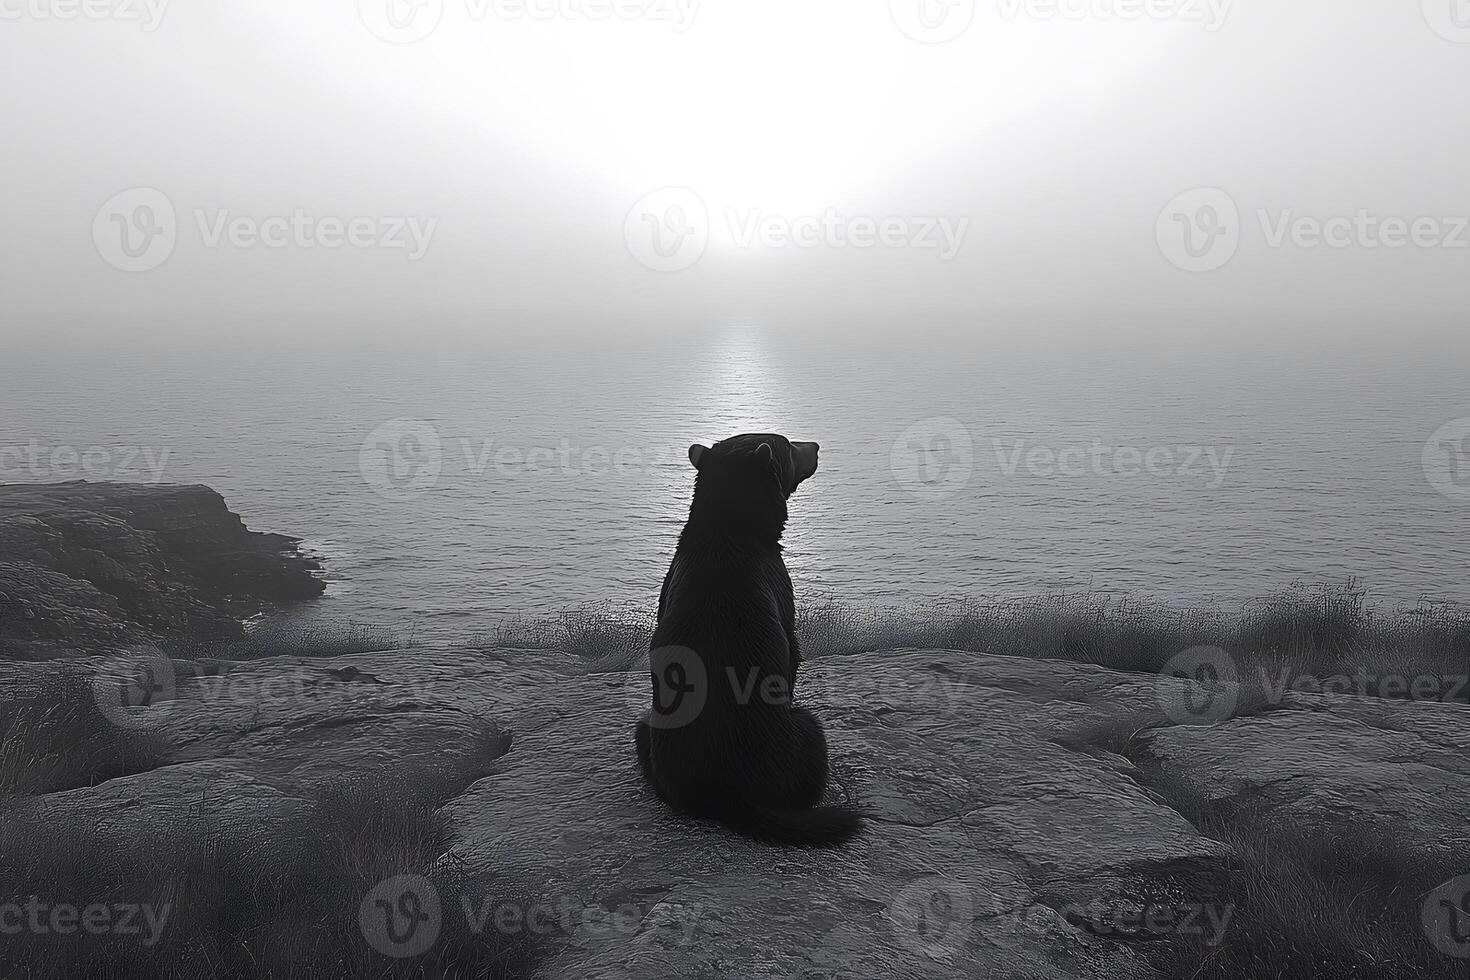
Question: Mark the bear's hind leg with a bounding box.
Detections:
[780,707,833,809]
[637,714,695,811]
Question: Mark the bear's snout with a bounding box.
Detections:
[792,441,819,485]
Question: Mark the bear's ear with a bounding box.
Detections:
[688,444,708,470]
[753,442,774,469]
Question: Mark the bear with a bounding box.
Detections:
[634,432,864,847]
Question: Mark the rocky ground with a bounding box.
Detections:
[0,482,324,658]
[5,644,1470,978]
[1,484,1466,978]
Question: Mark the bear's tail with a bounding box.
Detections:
[718,805,865,848]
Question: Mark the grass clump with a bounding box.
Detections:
[0,773,546,980]
[484,604,653,670]
[489,582,1470,707]
[0,665,171,797]
[1061,729,1470,980]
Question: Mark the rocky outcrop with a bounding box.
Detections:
[3,483,1463,977]
[4,644,1466,978]
[0,482,323,657]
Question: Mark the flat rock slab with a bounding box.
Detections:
[445,649,1225,980]
[6,646,1470,977]
[1142,692,1470,861]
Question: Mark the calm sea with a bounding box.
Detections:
[6,314,1469,641]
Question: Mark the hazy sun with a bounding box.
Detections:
[280,2,1175,216]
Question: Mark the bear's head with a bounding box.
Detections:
[688,433,819,497]
[683,433,820,541]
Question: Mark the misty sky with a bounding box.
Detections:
[2,0,1468,325]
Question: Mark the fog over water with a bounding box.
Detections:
[3,2,1468,636]
[5,314,1467,639]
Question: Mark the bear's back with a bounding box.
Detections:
[654,545,794,714]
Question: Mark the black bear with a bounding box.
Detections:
[634,433,864,847]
